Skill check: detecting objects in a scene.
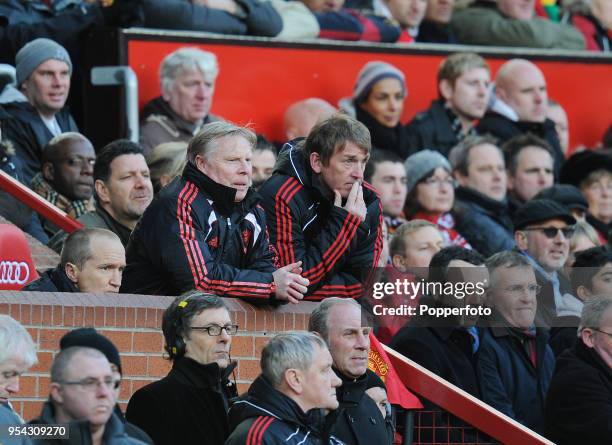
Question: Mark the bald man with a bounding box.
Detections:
[478,59,564,173]
[283,98,337,141]
[31,132,96,235]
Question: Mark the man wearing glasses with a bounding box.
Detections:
[545,295,612,445]
[478,251,555,435]
[126,292,239,445]
[30,346,145,444]
[513,199,577,328]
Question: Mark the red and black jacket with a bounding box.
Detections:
[121,161,277,301]
[258,140,383,300]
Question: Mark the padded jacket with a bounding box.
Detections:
[258,140,383,299]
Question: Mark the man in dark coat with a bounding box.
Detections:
[405,52,490,157]
[390,246,488,444]
[226,332,344,445]
[479,251,555,435]
[544,296,612,445]
[259,114,383,300]
[24,228,125,293]
[121,121,308,300]
[126,293,239,445]
[449,135,515,257]
[309,298,392,445]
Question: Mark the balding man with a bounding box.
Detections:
[478,59,564,173]
[450,0,585,49]
[24,228,125,293]
[31,132,96,236]
[283,97,337,141]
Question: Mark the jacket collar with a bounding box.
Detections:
[142,96,204,135]
[181,161,260,217]
[573,338,612,380]
[169,356,237,388]
[334,367,368,405]
[49,266,80,292]
[94,202,132,246]
[455,186,509,214]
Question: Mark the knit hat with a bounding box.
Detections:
[513,199,576,231]
[15,38,72,86]
[534,184,588,211]
[559,150,612,188]
[353,61,406,104]
[366,371,387,391]
[404,149,452,195]
[60,328,122,374]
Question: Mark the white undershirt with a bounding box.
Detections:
[39,114,62,137]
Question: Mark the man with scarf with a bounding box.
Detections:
[478,251,555,435]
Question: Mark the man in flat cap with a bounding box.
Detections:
[513,199,577,327]
[2,38,78,183]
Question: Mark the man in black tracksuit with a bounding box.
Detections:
[258,114,383,300]
[226,332,345,445]
[121,121,308,301]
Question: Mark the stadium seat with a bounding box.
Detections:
[0,224,39,290]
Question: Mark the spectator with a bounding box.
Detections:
[24,228,125,293]
[390,220,443,277]
[309,298,392,445]
[126,293,239,445]
[252,136,277,189]
[283,97,337,141]
[259,114,382,299]
[31,133,96,236]
[514,199,577,327]
[535,184,589,222]
[300,0,401,41]
[365,372,394,438]
[146,142,188,194]
[544,296,612,445]
[504,133,555,217]
[416,0,458,43]
[48,140,154,251]
[404,149,470,247]
[560,150,612,243]
[59,328,153,444]
[551,246,612,356]
[142,0,282,36]
[226,332,343,444]
[140,48,221,155]
[565,0,612,51]
[340,61,411,158]
[390,246,488,444]
[547,99,570,156]
[2,38,78,183]
[564,220,601,280]
[449,135,515,257]
[364,149,408,233]
[478,59,565,172]
[30,347,145,444]
[0,315,37,432]
[405,52,490,157]
[479,251,555,434]
[380,0,428,42]
[450,0,586,49]
[121,122,308,299]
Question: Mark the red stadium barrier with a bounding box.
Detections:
[383,344,554,445]
[0,170,83,234]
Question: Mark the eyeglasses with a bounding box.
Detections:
[422,177,457,188]
[501,284,542,296]
[521,226,575,239]
[592,328,612,338]
[1,370,23,380]
[190,324,239,336]
[57,376,120,391]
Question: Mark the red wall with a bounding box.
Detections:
[128,38,612,151]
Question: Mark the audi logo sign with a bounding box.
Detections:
[0,260,30,285]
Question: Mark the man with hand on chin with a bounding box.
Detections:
[259,114,383,300]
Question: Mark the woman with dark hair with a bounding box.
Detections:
[340,61,411,159]
[403,149,470,248]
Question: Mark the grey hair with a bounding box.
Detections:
[261,331,327,388]
[160,47,219,96]
[187,121,257,164]
[485,250,533,289]
[308,297,361,344]
[0,315,37,368]
[50,347,107,383]
[448,134,501,176]
[579,295,612,335]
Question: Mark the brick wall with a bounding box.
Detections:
[0,291,317,421]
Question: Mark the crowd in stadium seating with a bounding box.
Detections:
[0,3,611,444]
